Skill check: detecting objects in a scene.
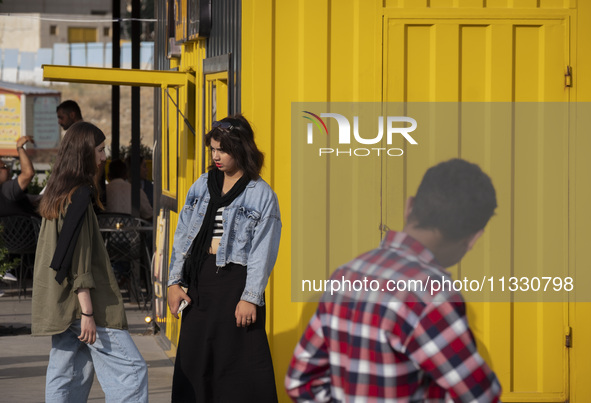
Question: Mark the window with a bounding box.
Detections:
[68,27,97,43]
[103,27,110,36]
[50,25,58,35]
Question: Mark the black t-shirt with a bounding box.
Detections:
[0,179,38,217]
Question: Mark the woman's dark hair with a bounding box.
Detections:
[39,122,104,219]
[204,115,264,180]
[408,158,497,240]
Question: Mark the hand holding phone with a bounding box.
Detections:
[178,299,189,314]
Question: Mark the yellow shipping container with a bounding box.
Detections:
[43,0,591,400]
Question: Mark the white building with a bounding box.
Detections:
[0,1,152,84]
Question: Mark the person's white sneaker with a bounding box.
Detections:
[1,272,17,282]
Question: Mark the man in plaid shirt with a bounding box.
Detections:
[285,159,502,402]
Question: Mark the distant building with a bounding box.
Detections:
[0,14,113,53]
[0,0,124,52]
[0,0,114,15]
[0,1,153,84]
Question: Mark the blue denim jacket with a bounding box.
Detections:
[168,173,281,306]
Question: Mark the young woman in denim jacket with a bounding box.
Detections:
[167,115,281,402]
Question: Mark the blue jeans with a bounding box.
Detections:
[46,320,148,403]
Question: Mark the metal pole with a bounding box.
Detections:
[112,0,120,160]
[131,0,141,218]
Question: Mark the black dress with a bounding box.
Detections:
[171,254,278,402]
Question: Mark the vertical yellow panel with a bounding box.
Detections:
[245,1,326,399]
[406,25,432,102]
[328,0,383,273]
[489,24,514,101]
[435,24,460,101]
[243,1,383,400]
[382,21,406,235]
[215,78,228,119]
[514,26,541,101]
[460,25,488,102]
[162,87,179,198]
[404,25,434,202]
[573,2,591,401]
[458,24,514,394]
[384,20,406,104]
[404,24,458,188]
[191,42,207,178]
[512,22,569,396]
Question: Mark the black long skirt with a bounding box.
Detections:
[171,254,278,403]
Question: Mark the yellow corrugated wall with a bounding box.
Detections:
[240,0,591,402]
[242,1,383,401]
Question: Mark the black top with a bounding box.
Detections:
[0,179,38,217]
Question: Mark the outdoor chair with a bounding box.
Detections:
[0,215,41,299]
[97,213,152,309]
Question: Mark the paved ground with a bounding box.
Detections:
[0,282,174,402]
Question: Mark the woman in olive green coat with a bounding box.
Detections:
[32,122,148,403]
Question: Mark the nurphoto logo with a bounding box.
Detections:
[302,110,418,157]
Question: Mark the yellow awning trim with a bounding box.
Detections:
[42,65,187,87]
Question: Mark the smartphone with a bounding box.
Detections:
[178,299,189,314]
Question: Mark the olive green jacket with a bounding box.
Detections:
[32,204,127,335]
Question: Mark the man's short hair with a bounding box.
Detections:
[408,158,497,240]
[56,100,83,120]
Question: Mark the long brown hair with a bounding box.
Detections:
[204,115,264,181]
[39,122,104,219]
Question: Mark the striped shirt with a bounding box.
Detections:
[213,206,225,239]
[285,231,502,402]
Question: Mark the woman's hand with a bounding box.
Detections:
[76,288,96,344]
[235,300,257,327]
[79,316,97,344]
[168,284,191,319]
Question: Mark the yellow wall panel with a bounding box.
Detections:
[243,1,383,400]
[572,5,591,400]
[460,25,489,101]
[205,2,588,402]
[490,25,514,101]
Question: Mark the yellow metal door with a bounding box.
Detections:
[384,17,570,401]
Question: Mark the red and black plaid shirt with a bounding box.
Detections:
[285,231,502,402]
